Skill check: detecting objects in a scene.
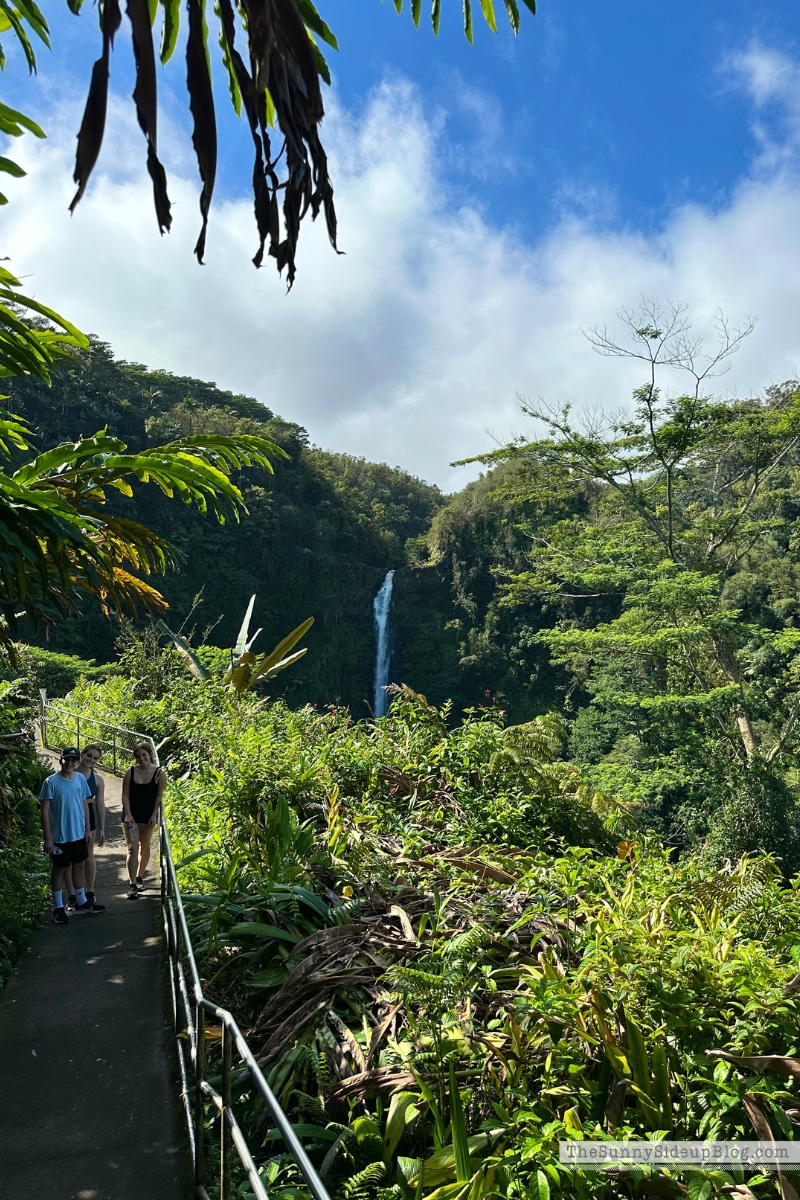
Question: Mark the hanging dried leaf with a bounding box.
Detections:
[126,0,171,232]
[185,0,216,262]
[64,0,535,277]
[69,0,122,213]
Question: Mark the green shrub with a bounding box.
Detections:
[8,646,116,700]
[0,680,50,992]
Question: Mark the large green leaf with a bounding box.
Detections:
[156,621,210,681]
[0,412,281,655]
[226,922,301,944]
[449,1058,471,1182]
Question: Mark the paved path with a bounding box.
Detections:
[0,764,189,1200]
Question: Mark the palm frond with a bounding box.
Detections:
[0,418,281,637]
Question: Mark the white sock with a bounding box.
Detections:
[75,887,86,905]
[53,889,63,909]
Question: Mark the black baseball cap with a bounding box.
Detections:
[60,747,81,760]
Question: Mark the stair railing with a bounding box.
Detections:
[39,690,159,774]
[160,811,333,1200]
[40,695,331,1200]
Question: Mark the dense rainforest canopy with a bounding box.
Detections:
[10,330,800,868]
[6,321,800,1200]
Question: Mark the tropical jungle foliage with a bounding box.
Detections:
[445,305,800,870]
[54,649,800,1200]
[0,404,283,656]
[6,337,445,710]
[0,678,48,990]
[14,314,800,873]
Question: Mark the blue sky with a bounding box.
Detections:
[15,0,796,234]
[3,2,800,485]
[329,0,800,234]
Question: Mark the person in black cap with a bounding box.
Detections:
[38,748,106,923]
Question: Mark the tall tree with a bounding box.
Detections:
[464,303,800,862]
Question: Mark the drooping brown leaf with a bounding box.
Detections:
[366,1003,402,1066]
[288,923,364,959]
[441,856,517,885]
[741,1095,800,1200]
[257,995,328,1065]
[604,1077,628,1127]
[328,1065,415,1102]
[707,1049,800,1082]
[267,947,327,1013]
[388,904,417,942]
[327,1011,367,1072]
[70,0,122,213]
[722,1186,760,1200]
[185,0,217,263]
[125,0,171,232]
[216,0,276,265]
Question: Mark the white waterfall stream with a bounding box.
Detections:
[373,570,395,717]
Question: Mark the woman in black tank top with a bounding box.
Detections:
[121,742,166,898]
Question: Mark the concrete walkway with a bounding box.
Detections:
[0,764,189,1200]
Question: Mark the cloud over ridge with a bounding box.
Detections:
[5,66,800,487]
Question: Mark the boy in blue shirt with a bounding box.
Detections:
[39,748,106,924]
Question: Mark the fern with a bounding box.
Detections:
[693,856,779,916]
[442,925,490,958]
[338,1161,387,1200]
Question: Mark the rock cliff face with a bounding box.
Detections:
[391,566,462,709]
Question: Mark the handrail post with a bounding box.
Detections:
[160,818,166,907]
[76,714,81,751]
[221,1023,232,1200]
[112,731,117,775]
[195,1000,205,1189]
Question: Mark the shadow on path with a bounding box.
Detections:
[0,766,189,1200]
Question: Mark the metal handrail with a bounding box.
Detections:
[39,690,159,774]
[160,812,333,1200]
[39,691,331,1198]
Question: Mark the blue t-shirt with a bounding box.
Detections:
[38,773,91,844]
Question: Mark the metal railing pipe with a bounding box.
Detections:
[159,804,333,1200]
[39,702,159,772]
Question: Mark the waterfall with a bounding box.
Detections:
[373,570,395,717]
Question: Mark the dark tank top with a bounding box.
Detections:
[129,766,162,823]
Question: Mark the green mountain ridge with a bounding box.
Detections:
[7,337,522,716]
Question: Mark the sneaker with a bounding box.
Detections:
[135,876,145,892]
[127,883,138,899]
[52,907,69,925]
[74,899,105,914]
[65,894,77,911]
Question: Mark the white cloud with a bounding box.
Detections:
[725,43,800,169]
[4,70,800,489]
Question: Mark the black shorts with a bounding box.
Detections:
[88,801,97,833]
[52,838,88,867]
